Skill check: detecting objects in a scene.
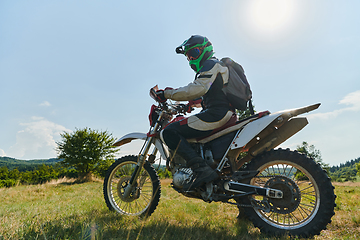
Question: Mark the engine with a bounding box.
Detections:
[172,168,193,189]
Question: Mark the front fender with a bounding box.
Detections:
[113,132,147,147]
[113,132,168,160]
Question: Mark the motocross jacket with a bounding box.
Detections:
[164,57,231,109]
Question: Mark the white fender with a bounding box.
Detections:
[113,132,147,147]
[230,103,321,150]
[231,113,282,149]
[113,132,168,160]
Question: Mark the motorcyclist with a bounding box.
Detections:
[155,35,234,191]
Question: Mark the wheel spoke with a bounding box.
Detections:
[282,164,288,175]
[264,168,272,176]
[299,202,315,209]
[290,211,300,223]
[245,158,321,229]
[104,157,160,216]
[300,184,315,192]
[276,164,281,175]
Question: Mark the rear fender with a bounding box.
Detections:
[231,103,320,150]
[113,132,168,160]
[231,113,282,149]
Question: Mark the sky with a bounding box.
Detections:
[1,0,359,166]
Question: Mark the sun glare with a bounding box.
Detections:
[247,0,297,37]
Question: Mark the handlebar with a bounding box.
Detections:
[150,85,194,114]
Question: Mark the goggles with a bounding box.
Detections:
[186,47,202,61]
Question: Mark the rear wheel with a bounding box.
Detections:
[236,149,336,237]
[103,155,161,217]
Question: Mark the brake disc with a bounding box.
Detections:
[117,176,140,202]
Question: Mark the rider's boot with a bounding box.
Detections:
[162,131,218,190]
[183,157,218,191]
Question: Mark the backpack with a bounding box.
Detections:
[220,57,253,113]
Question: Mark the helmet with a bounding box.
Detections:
[176,35,214,72]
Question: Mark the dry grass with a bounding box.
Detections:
[0,179,359,239]
[332,181,360,187]
[44,177,78,185]
[323,182,360,239]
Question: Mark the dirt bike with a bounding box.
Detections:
[103,86,336,237]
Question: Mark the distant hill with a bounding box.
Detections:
[0,157,61,171]
[328,157,360,181]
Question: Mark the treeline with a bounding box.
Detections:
[328,157,360,182]
[0,156,60,171]
[0,164,78,188]
[153,165,172,179]
[3,153,358,187]
[0,162,173,188]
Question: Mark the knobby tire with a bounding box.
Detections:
[103,155,161,218]
[237,148,336,237]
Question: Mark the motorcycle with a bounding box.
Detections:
[103,86,336,237]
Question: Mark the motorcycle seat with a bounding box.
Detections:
[188,111,270,144]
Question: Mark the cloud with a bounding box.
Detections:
[308,90,360,120]
[339,90,360,111]
[7,117,71,159]
[39,101,51,107]
[0,149,5,157]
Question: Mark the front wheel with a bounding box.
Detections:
[237,149,336,237]
[103,155,161,217]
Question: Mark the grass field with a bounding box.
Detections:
[0,178,359,240]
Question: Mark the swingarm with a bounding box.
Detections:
[224,181,283,199]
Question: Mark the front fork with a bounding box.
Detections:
[122,136,154,198]
[123,112,164,199]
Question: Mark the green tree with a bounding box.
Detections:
[0,166,9,180]
[236,102,255,120]
[296,141,329,171]
[31,164,59,184]
[0,166,20,187]
[294,141,329,180]
[56,128,119,180]
[357,163,360,177]
[157,167,172,179]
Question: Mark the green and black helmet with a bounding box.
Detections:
[176,35,214,73]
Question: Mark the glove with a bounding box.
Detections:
[155,90,167,103]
